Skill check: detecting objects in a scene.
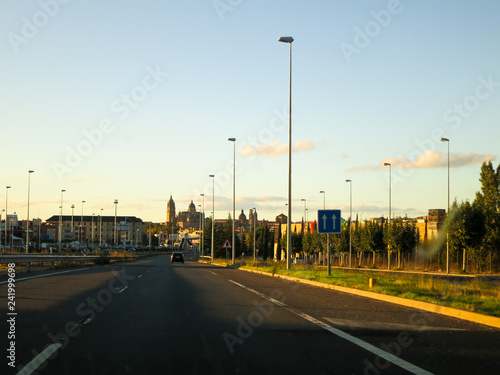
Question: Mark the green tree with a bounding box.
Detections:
[447,200,485,272]
[474,161,500,270]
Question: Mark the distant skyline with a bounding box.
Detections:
[1,1,499,223]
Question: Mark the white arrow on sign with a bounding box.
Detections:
[332,214,337,230]
[322,214,328,230]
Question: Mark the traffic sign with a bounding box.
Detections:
[318,210,341,234]
[222,239,232,249]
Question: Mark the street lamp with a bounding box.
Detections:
[71,204,75,235]
[200,194,205,256]
[26,170,34,253]
[5,186,11,249]
[99,208,103,247]
[59,189,65,252]
[319,191,326,209]
[319,190,331,274]
[91,214,95,248]
[228,137,236,265]
[209,175,215,262]
[252,207,257,262]
[440,137,450,274]
[301,198,307,224]
[278,35,294,270]
[81,200,86,246]
[384,162,392,270]
[114,199,118,247]
[346,179,352,268]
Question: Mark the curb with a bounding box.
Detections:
[239,267,500,330]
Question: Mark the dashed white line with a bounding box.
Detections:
[118,286,128,293]
[208,271,219,276]
[0,268,93,285]
[16,343,62,375]
[228,279,434,375]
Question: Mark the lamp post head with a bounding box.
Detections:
[440,137,449,142]
[301,198,306,202]
[28,170,34,173]
[114,199,118,204]
[200,193,204,197]
[319,190,324,194]
[278,36,294,43]
[6,186,11,189]
[209,174,214,178]
[62,189,66,192]
[384,163,391,167]
[346,179,351,183]
[228,137,236,142]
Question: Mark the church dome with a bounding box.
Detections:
[188,200,196,213]
[238,209,247,221]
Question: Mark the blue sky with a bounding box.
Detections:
[1,0,499,224]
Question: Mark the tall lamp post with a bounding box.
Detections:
[59,189,65,252]
[114,199,118,247]
[440,137,450,274]
[26,170,34,253]
[71,204,75,236]
[384,162,392,270]
[228,137,236,265]
[5,186,11,249]
[320,190,330,274]
[99,208,103,247]
[319,191,325,210]
[209,175,215,262]
[278,35,294,270]
[346,179,352,268]
[301,198,307,224]
[252,207,257,262]
[200,194,205,256]
[80,200,86,246]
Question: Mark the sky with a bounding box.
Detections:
[1,0,499,224]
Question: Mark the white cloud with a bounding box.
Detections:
[349,150,496,172]
[240,138,315,158]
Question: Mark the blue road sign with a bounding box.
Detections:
[318,210,341,234]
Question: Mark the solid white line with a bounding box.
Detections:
[0,268,93,285]
[228,279,434,375]
[118,286,128,293]
[16,343,62,375]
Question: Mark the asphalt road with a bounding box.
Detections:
[1,255,499,375]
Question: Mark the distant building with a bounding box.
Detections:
[45,215,145,246]
[166,195,176,224]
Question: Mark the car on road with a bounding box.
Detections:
[171,252,184,263]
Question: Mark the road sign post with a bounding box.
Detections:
[222,239,232,262]
[318,210,341,275]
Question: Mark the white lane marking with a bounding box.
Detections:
[118,286,128,293]
[0,267,93,285]
[208,271,219,276]
[228,279,434,375]
[323,318,466,332]
[16,343,62,375]
[138,275,143,278]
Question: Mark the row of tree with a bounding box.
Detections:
[148,162,499,272]
[446,161,500,272]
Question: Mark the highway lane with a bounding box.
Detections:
[1,255,499,375]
